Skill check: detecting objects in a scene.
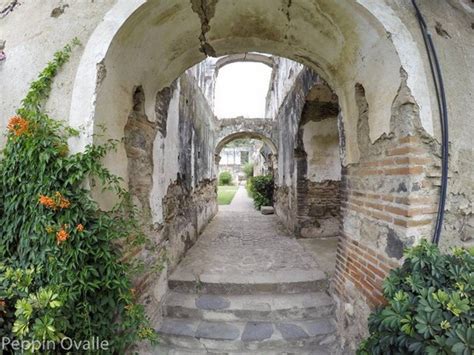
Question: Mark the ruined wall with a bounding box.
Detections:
[0,0,116,148]
[273,68,318,233]
[333,79,441,351]
[270,66,442,352]
[297,84,342,239]
[272,67,342,239]
[265,57,304,119]
[388,0,474,251]
[123,71,218,323]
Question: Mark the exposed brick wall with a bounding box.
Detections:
[341,134,438,235]
[334,134,439,308]
[297,180,341,238]
[334,233,399,308]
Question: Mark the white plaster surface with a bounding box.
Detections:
[303,118,342,182]
[150,83,181,225]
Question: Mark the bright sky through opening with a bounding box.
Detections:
[214,62,272,118]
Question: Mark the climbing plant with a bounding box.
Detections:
[0,39,156,353]
[358,240,474,355]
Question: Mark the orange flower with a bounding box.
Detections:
[55,192,70,209]
[56,228,69,244]
[7,116,29,137]
[58,197,70,209]
[38,192,70,210]
[76,224,84,232]
[39,195,56,209]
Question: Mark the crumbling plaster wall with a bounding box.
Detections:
[387,0,474,250]
[265,57,304,119]
[0,0,116,148]
[302,115,341,183]
[122,69,219,323]
[272,68,319,232]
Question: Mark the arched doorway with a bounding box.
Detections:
[67,1,439,350]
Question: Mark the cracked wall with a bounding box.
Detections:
[123,70,218,323]
[0,0,117,148]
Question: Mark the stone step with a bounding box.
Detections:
[156,317,337,352]
[148,344,335,354]
[163,291,334,322]
[168,270,329,295]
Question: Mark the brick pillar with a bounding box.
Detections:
[334,134,438,308]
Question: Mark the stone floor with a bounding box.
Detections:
[152,186,340,354]
[171,210,325,284]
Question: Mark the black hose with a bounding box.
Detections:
[411,0,449,245]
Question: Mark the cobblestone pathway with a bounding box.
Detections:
[154,185,338,354]
[172,186,324,283]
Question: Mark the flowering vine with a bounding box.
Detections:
[0,39,156,353]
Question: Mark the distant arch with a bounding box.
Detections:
[215,131,277,157]
[214,53,274,76]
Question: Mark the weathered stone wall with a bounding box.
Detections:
[333,79,440,352]
[297,180,342,239]
[296,85,342,238]
[122,72,218,323]
[270,66,442,351]
[265,57,304,118]
[273,68,318,233]
[273,68,342,239]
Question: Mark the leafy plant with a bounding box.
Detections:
[358,240,474,355]
[247,175,274,209]
[219,171,233,185]
[243,162,254,178]
[0,39,156,353]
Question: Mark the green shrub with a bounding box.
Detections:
[248,175,274,209]
[243,162,254,178]
[219,171,233,185]
[358,240,474,355]
[0,40,156,353]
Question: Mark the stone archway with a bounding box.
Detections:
[214,53,274,74]
[66,0,440,349]
[215,130,278,175]
[68,0,434,158]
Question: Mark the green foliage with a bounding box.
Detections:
[0,265,65,352]
[243,162,254,179]
[0,40,156,353]
[219,171,233,185]
[358,240,474,355]
[247,175,274,210]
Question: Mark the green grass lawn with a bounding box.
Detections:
[217,185,239,205]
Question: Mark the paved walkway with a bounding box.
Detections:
[154,185,339,353]
[170,185,325,284]
[219,185,254,212]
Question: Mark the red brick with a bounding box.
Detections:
[369,209,393,223]
[394,218,433,227]
[385,205,409,216]
[367,263,386,279]
[384,166,424,175]
[365,201,385,211]
[363,253,379,267]
[356,168,384,176]
[381,194,395,202]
